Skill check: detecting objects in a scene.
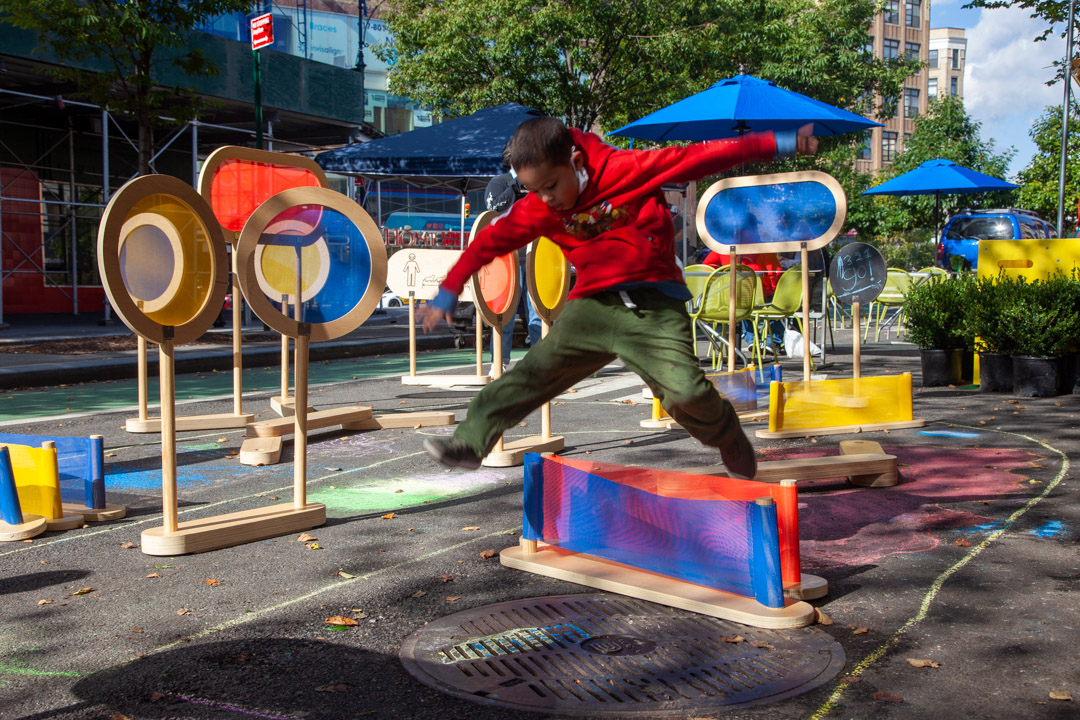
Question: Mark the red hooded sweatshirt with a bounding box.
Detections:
[441,128,779,299]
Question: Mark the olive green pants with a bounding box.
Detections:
[453,287,742,457]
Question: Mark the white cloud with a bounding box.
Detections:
[964,7,1066,177]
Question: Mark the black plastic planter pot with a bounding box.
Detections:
[959,349,974,383]
[920,348,961,386]
[1059,352,1078,394]
[979,353,1013,393]
[1012,355,1061,397]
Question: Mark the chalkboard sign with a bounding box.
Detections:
[829,242,886,306]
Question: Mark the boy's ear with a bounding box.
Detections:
[570,146,585,171]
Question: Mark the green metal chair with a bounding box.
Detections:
[865,268,914,342]
[689,264,758,370]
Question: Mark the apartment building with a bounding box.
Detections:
[928,27,967,103]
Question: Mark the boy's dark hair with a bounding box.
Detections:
[509,117,573,171]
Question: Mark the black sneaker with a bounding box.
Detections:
[719,425,758,480]
[423,437,482,470]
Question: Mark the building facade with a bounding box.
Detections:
[856,0,932,175]
[928,27,967,103]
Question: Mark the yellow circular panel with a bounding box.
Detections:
[254,239,330,303]
[530,236,569,311]
[97,176,227,345]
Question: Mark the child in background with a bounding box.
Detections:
[420,117,817,477]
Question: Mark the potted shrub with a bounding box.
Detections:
[1003,275,1080,397]
[903,273,974,386]
[967,274,1017,392]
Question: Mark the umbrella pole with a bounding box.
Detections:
[935,195,941,266]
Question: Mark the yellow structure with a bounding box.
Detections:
[0,442,84,529]
[757,373,925,438]
[977,238,1080,281]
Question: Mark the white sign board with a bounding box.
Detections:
[386,248,472,302]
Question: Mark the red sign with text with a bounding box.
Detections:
[250,13,273,50]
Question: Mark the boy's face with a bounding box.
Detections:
[515,149,584,212]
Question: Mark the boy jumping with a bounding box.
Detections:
[419,117,817,478]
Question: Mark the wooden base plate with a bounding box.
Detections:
[501,544,814,629]
[755,418,925,439]
[341,411,456,431]
[239,436,283,466]
[246,407,372,438]
[140,502,326,556]
[482,435,565,467]
[785,573,829,601]
[45,512,85,531]
[127,413,254,433]
[680,451,898,487]
[401,374,492,387]
[641,408,769,432]
[270,396,315,417]
[0,514,47,541]
[62,503,127,522]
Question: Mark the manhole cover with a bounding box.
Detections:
[400,594,844,716]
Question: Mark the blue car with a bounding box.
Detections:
[938,208,1058,271]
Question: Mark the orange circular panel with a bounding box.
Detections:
[467,210,521,328]
[97,176,227,345]
[527,236,570,321]
[197,146,329,236]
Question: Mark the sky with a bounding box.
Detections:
[934,1,1067,178]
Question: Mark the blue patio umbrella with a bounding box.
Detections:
[608,73,881,141]
[861,158,1018,254]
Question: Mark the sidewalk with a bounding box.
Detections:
[0,309,468,389]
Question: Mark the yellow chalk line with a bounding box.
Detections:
[0,451,427,557]
[810,426,1068,719]
[121,525,519,665]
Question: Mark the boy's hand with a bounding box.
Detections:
[796,123,818,156]
[419,303,454,333]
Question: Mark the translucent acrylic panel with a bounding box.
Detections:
[702,181,838,247]
[210,160,323,233]
[532,237,568,311]
[477,253,516,316]
[253,204,372,326]
[120,194,215,327]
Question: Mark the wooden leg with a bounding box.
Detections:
[408,292,417,376]
[232,251,243,415]
[294,333,308,510]
[137,335,148,421]
[800,244,811,382]
[159,338,177,534]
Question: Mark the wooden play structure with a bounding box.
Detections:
[480,234,569,467]
[681,439,898,489]
[98,175,327,555]
[829,242,886,380]
[501,453,821,628]
[387,246,488,388]
[696,171,845,381]
[0,441,83,532]
[641,365,775,430]
[0,432,125,521]
[0,448,46,541]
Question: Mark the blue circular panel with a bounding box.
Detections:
[703,182,837,246]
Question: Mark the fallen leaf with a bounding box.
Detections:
[120,541,135,549]
[203,578,222,586]
[1050,691,1073,701]
[567,388,578,393]
[130,627,143,633]
[840,675,861,684]
[955,538,972,547]
[814,608,833,625]
[749,640,774,649]
[907,658,940,668]
[462,526,480,531]
[269,495,279,501]
[479,549,496,559]
[297,533,316,542]
[381,513,396,520]
[216,437,228,443]
[394,489,404,493]
[145,573,160,579]
[399,400,407,404]
[104,452,117,458]
[37,599,52,605]
[111,714,132,720]
[72,587,94,596]
[327,467,342,472]
[336,570,356,579]
[446,595,462,602]
[305,542,321,550]
[325,616,358,626]
[853,627,869,635]
[873,692,903,703]
[440,574,453,582]
[411,590,427,598]
[724,635,744,643]
[176,609,191,615]
[315,683,349,693]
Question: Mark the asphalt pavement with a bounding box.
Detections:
[1,316,1078,720]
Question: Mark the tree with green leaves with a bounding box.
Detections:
[1015,105,1080,231]
[374,0,914,134]
[0,0,251,174]
[857,96,1015,244]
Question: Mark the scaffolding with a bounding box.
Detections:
[0,87,330,323]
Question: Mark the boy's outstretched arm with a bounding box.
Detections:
[796,123,818,156]
[419,289,456,332]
